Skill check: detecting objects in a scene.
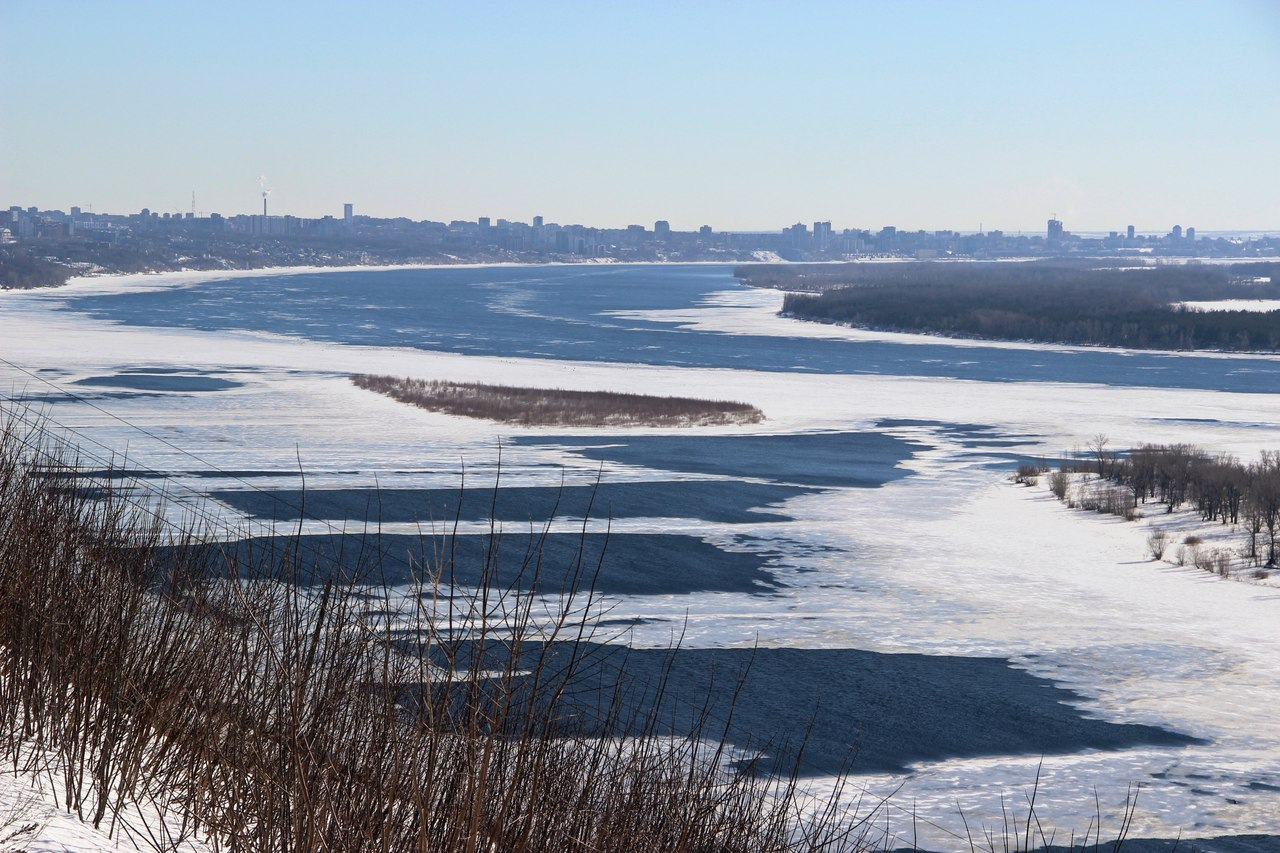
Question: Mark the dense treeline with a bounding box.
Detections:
[1229,262,1280,278]
[739,263,1280,351]
[735,259,1153,291]
[0,247,73,288]
[1079,441,1280,569]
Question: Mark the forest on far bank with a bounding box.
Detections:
[0,247,73,288]
[736,261,1280,351]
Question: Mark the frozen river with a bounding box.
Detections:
[3,263,1279,849]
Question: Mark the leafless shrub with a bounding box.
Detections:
[1013,464,1040,487]
[1146,530,1169,561]
[1049,471,1070,501]
[1071,483,1135,520]
[352,375,765,428]
[1075,488,1098,512]
[1183,535,1203,546]
[1105,487,1137,520]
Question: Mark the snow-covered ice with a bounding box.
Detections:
[2,265,1280,849]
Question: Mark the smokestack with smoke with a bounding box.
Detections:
[259,174,272,217]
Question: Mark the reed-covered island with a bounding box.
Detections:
[352,375,765,427]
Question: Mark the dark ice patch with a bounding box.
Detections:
[72,373,242,392]
[208,480,818,524]
[511,431,919,488]
[163,532,778,596]
[399,642,1203,777]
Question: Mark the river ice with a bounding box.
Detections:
[2,265,1279,849]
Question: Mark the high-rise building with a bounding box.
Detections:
[478,217,491,229]
[699,225,713,238]
[654,220,671,238]
[1127,224,1135,240]
[1047,218,1064,241]
[343,203,353,225]
[1171,225,1183,240]
[1186,227,1196,241]
[533,215,543,228]
[786,222,810,248]
[813,221,832,251]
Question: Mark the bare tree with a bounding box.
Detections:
[1088,434,1110,478]
[1250,452,1280,566]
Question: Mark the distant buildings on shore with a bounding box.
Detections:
[1,202,1276,263]
[1046,218,1207,252]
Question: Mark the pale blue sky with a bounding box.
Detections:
[2,0,1278,231]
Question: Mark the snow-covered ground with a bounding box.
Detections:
[2,267,1280,849]
[1177,299,1280,313]
[0,764,209,853]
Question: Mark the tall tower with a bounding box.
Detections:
[258,175,272,218]
[344,203,353,226]
[1047,217,1064,241]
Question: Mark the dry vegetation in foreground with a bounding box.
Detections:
[0,404,1152,852]
[352,374,765,427]
[0,409,874,852]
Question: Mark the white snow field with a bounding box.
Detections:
[2,267,1279,850]
[1177,300,1280,313]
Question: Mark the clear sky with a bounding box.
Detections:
[2,0,1278,232]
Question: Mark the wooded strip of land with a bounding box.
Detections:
[737,262,1280,351]
[353,375,765,427]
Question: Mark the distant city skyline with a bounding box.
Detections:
[2,1,1278,231]
[15,199,1275,242]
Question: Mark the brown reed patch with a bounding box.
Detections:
[352,374,765,427]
